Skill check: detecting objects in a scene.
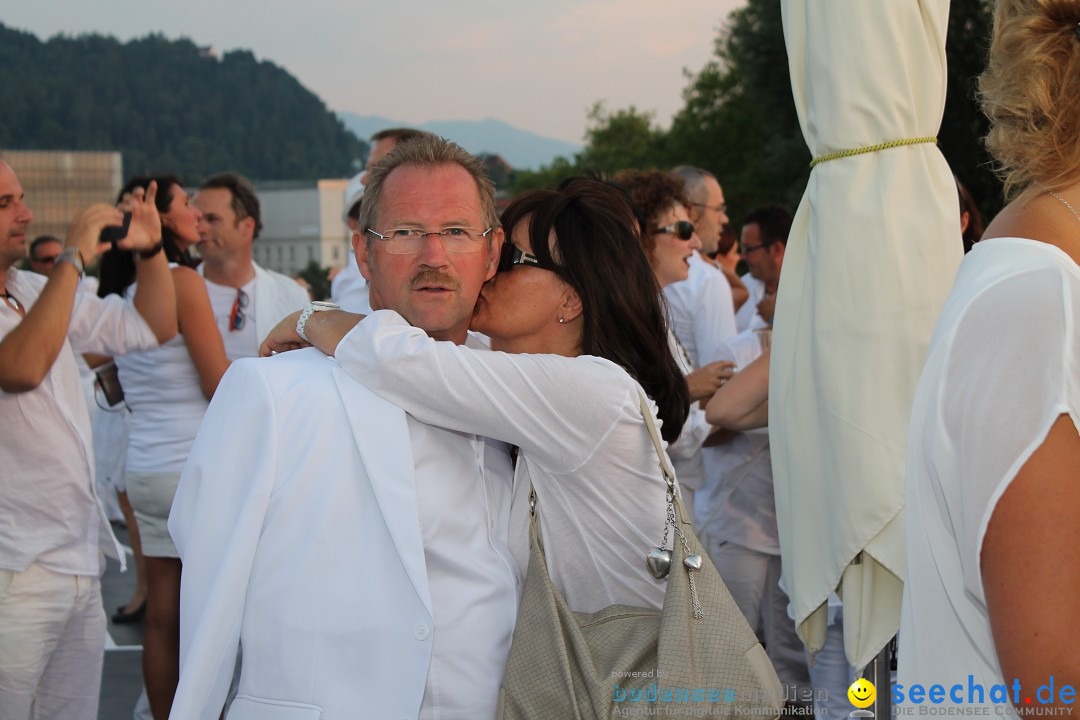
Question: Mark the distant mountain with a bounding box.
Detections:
[338,113,581,170]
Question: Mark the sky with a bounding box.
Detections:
[0,0,746,145]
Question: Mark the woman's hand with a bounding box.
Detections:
[686,360,738,402]
[259,311,307,356]
[118,181,163,253]
[64,204,127,264]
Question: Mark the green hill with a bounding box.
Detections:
[0,24,366,182]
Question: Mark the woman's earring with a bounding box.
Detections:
[558,317,566,324]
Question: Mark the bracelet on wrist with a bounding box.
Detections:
[56,247,85,277]
[136,240,164,259]
[296,301,341,342]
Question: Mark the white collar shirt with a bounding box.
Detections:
[0,268,157,575]
[663,251,738,366]
[409,411,519,720]
[735,273,770,333]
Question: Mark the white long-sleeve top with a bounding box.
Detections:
[335,310,674,613]
[1,268,157,575]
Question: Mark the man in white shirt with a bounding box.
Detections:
[664,166,738,368]
[169,135,518,720]
[734,205,790,332]
[698,204,809,695]
[193,172,309,359]
[662,167,739,522]
[333,128,431,314]
[0,160,177,720]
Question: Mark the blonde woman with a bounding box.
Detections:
[898,0,1080,705]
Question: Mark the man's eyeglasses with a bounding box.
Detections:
[365,226,493,255]
[229,288,248,332]
[741,242,773,256]
[498,244,544,273]
[652,221,695,241]
[32,255,58,265]
[690,202,727,214]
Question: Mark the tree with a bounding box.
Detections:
[510,0,1000,221]
[0,24,367,183]
[577,103,668,175]
[939,0,1000,220]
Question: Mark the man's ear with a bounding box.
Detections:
[354,231,373,282]
[239,215,256,240]
[485,228,505,282]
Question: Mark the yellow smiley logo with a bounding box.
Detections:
[848,678,876,708]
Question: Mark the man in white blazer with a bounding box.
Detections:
[169,137,519,720]
[194,172,310,360]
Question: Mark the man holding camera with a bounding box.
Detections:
[0,159,176,720]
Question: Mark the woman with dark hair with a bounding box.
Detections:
[99,175,229,719]
[262,177,690,613]
[899,0,1079,703]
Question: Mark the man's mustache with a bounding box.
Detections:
[409,269,461,291]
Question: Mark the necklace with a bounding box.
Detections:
[2,290,23,313]
[1049,191,1080,225]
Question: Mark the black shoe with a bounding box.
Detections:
[112,600,147,624]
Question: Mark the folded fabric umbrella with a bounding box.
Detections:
[771,0,962,671]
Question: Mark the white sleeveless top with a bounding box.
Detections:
[116,279,210,474]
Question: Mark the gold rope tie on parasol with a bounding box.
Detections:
[809,136,938,167]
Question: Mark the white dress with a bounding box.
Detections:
[115,281,210,556]
[335,310,674,613]
[899,238,1080,697]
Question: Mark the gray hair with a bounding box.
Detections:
[670,165,717,206]
[358,135,499,243]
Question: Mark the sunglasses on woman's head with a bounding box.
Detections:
[652,220,695,241]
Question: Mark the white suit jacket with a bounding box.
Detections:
[169,348,509,720]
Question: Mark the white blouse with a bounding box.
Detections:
[335,311,674,613]
[899,238,1080,693]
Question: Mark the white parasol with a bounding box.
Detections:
[771,0,963,671]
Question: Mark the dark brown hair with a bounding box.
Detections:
[98,174,197,298]
[500,177,690,443]
[611,170,689,255]
[199,172,263,239]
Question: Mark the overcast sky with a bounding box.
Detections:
[0,0,746,145]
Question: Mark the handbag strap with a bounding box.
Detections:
[637,391,677,493]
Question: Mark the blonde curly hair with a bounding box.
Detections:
[979,0,1080,199]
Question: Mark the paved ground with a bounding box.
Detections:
[99,523,146,720]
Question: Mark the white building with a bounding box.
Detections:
[254,179,350,277]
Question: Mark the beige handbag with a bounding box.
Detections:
[498,394,783,720]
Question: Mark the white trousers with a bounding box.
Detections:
[708,540,810,689]
[0,564,105,720]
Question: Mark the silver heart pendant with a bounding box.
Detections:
[683,554,703,571]
[646,547,672,579]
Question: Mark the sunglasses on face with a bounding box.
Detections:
[498,243,544,273]
[652,220,695,241]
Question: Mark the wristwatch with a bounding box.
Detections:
[296,301,340,342]
[56,247,85,277]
